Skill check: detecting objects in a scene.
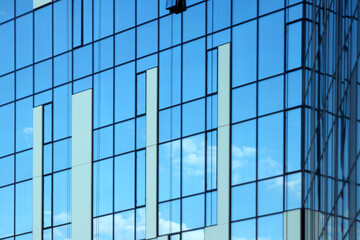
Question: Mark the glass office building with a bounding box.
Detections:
[0,0,358,239]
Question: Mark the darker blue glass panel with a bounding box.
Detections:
[34,6,52,62]
[16,13,33,69]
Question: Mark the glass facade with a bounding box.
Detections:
[0,0,358,239]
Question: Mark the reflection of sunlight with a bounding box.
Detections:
[23,127,33,135]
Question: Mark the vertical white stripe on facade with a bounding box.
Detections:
[33,0,52,9]
[72,89,93,240]
[33,106,43,240]
[205,43,231,240]
[145,67,159,240]
[284,209,301,240]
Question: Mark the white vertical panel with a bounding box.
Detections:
[33,106,43,240]
[284,209,301,240]
[146,67,159,239]
[205,43,231,240]
[33,0,52,9]
[72,89,93,240]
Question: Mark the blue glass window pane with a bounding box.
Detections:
[115,153,135,211]
[182,230,204,240]
[115,29,135,65]
[93,158,113,216]
[94,70,114,128]
[231,183,256,220]
[206,131,217,191]
[53,225,71,240]
[207,49,218,95]
[258,214,283,240]
[136,208,146,240]
[207,0,230,33]
[16,13,33,69]
[158,200,181,235]
[16,97,33,151]
[43,229,52,240]
[136,116,146,149]
[233,0,257,24]
[137,54,158,73]
[231,219,256,240]
[114,210,135,240]
[16,0,32,16]
[287,109,301,172]
[54,52,72,87]
[259,11,284,79]
[160,15,182,50]
[115,63,135,122]
[258,177,283,215]
[43,104,52,144]
[182,99,205,137]
[53,84,72,140]
[258,76,284,115]
[16,67,33,99]
[232,120,256,185]
[0,155,14,187]
[53,170,71,225]
[94,0,113,40]
[259,0,284,15]
[137,73,146,116]
[0,185,14,238]
[15,233,32,240]
[183,3,205,42]
[232,84,256,122]
[93,215,113,240]
[16,150,32,182]
[72,0,82,48]
[159,47,181,109]
[137,0,158,25]
[15,180,32,234]
[286,173,301,210]
[73,76,92,94]
[43,144,52,175]
[0,104,14,157]
[74,45,92,80]
[207,96,218,131]
[34,6,52,62]
[159,107,181,143]
[258,113,284,179]
[137,20,158,58]
[53,138,72,171]
[34,60,52,93]
[83,0,93,45]
[182,134,205,196]
[136,150,146,206]
[94,126,114,161]
[182,194,205,230]
[183,38,206,102]
[54,0,72,55]
[0,21,14,75]
[232,20,257,87]
[0,0,14,23]
[115,0,135,32]
[287,22,302,70]
[159,140,181,202]
[43,175,52,228]
[115,120,135,155]
[0,73,14,105]
[94,37,114,73]
[286,70,302,108]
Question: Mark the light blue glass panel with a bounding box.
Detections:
[232,20,257,87]
[183,38,206,102]
[15,233,32,240]
[94,0,113,40]
[231,183,256,220]
[0,73,14,105]
[183,3,205,42]
[159,107,181,143]
[93,158,113,216]
[136,73,146,116]
[137,0,158,25]
[182,99,205,137]
[0,21,14,75]
[94,70,114,128]
[182,194,205,230]
[16,13,33,69]
[53,84,72,140]
[206,96,217,131]
[72,0,82,48]
[258,214,283,240]
[232,84,256,122]
[15,180,32,234]
[43,104,53,144]
[0,185,14,238]
[43,229,51,240]
[233,0,257,24]
[207,0,230,33]
[53,224,71,240]
[158,200,181,235]
[231,219,256,240]
[43,144,52,175]
[94,126,114,161]
[16,0,32,16]
[43,175,52,228]
[286,173,301,210]
[34,6,52,62]
[115,29,135,65]
[16,67,33,99]
[114,210,134,240]
[287,109,301,172]
[259,0,284,15]
[206,131,217,191]
[258,113,284,179]
[182,229,204,240]
[287,21,302,70]
[0,155,14,187]
[53,170,71,226]
[258,76,284,115]
[206,191,217,226]
[182,134,205,196]
[54,52,72,87]
[0,0,14,23]
[114,153,135,211]
[94,37,114,73]
[54,0,72,55]
[115,120,135,155]
[259,11,284,79]
[115,63,135,122]
[16,150,32,182]
[159,140,181,202]
[136,150,146,207]
[73,76,92,94]
[93,215,113,240]
[0,104,14,157]
[115,0,135,32]
[137,20,158,58]
[34,90,53,107]
[136,116,146,149]
[74,45,92,80]
[16,97,33,151]
[137,54,158,73]
[136,207,146,240]
[83,0,93,44]
[207,49,217,95]
[286,70,302,108]
[53,138,72,171]
[258,177,283,215]
[160,14,182,50]
[34,59,52,93]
